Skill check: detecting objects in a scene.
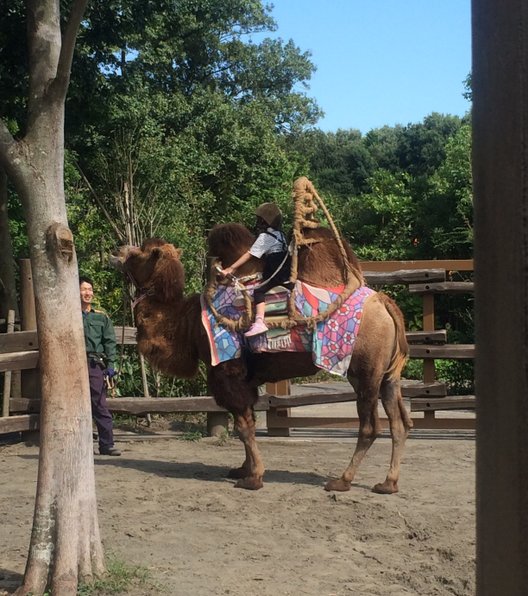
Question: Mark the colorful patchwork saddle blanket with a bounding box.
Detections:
[200,281,375,377]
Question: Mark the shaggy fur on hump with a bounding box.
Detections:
[207,223,363,287]
[207,223,255,267]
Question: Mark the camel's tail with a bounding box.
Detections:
[379,292,409,380]
[380,292,413,430]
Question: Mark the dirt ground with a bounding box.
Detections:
[0,430,475,596]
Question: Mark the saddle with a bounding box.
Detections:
[205,177,362,332]
[232,284,292,320]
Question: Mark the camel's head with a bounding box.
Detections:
[110,238,185,302]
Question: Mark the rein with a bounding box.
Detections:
[114,267,155,374]
[122,268,155,309]
[131,287,154,309]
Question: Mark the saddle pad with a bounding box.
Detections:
[201,281,375,377]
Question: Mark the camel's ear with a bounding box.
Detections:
[174,248,182,258]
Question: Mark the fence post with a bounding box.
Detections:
[266,379,291,436]
[206,412,230,437]
[422,292,436,425]
[1,309,15,417]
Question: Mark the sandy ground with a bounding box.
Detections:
[0,428,475,596]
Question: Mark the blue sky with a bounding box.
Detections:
[260,0,471,133]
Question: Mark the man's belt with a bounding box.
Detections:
[87,353,105,366]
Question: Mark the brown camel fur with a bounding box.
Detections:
[111,225,412,492]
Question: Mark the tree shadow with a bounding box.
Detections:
[94,457,328,487]
[0,569,23,594]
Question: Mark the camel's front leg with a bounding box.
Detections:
[226,439,252,479]
[232,408,265,490]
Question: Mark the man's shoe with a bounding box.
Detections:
[99,447,121,456]
[244,320,268,337]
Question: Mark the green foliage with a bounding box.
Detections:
[416,123,473,257]
[180,430,205,442]
[1,2,475,399]
[112,348,208,398]
[77,553,153,595]
[435,360,474,395]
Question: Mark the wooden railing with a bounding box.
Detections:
[265,260,475,434]
[1,260,475,436]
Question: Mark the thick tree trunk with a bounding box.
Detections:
[0,2,106,591]
[11,145,106,595]
[0,167,19,321]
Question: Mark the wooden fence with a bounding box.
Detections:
[265,259,475,434]
[0,259,475,437]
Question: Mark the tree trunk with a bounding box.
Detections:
[0,167,19,322]
[8,136,106,596]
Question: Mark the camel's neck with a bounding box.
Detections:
[133,293,202,378]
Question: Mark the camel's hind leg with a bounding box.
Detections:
[325,377,382,492]
[373,377,413,494]
[231,407,265,490]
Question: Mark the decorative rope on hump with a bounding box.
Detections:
[286,176,363,329]
[204,177,364,331]
[203,268,252,332]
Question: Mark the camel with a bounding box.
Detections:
[111,224,412,493]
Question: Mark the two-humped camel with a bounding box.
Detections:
[111,218,412,492]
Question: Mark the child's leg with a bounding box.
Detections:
[245,291,268,337]
[255,301,265,321]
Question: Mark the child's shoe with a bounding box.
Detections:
[244,319,269,337]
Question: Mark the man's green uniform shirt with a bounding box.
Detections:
[82,307,116,367]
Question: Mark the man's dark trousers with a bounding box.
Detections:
[88,359,114,449]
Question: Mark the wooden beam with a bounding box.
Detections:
[113,326,138,345]
[0,414,39,434]
[0,351,39,372]
[363,268,446,285]
[0,330,38,354]
[105,395,270,415]
[408,282,474,295]
[473,2,528,591]
[10,381,448,415]
[266,390,356,407]
[410,344,475,359]
[9,398,41,413]
[361,259,474,272]
[402,382,447,397]
[264,414,475,430]
[406,330,447,344]
[411,396,476,412]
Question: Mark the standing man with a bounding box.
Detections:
[79,275,121,456]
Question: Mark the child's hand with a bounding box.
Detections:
[219,266,235,277]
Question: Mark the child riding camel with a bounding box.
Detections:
[220,202,291,337]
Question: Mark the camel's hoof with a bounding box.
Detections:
[372,480,399,494]
[227,467,249,479]
[234,476,263,490]
[324,478,352,492]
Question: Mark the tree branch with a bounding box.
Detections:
[54,0,90,96]
[76,162,126,243]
